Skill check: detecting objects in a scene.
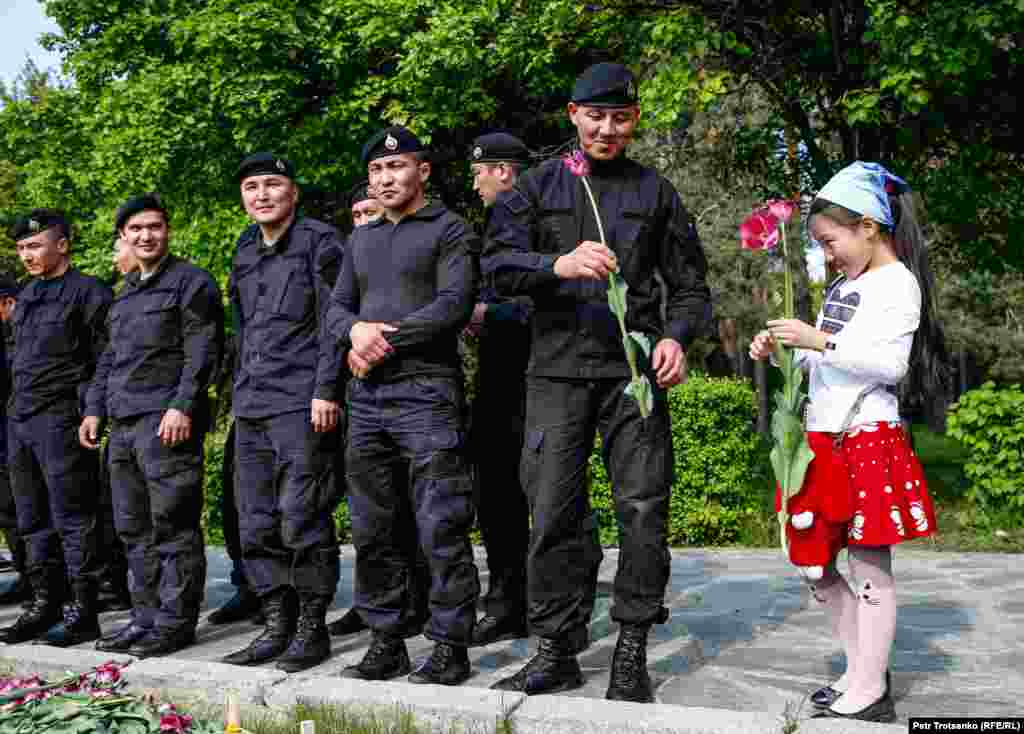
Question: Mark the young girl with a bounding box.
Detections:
[749,161,947,722]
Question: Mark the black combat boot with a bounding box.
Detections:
[0,530,30,606]
[43,581,101,647]
[605,623,654,702]
[276,595,331,673]
[0,568,65,644]
[207,582,264,625]
[491,637,584,695]
[408,641,471,686]
[327,608,367,637]
[342,634,411,680]
[222,587,297,665]
[471,614,528,646]
[127,624,196,658]
[0,574,30,606]
[95,618,152,652]
[96,572,132,613]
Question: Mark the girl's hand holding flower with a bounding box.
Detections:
[767,319,828,352]
[749,330,776,361]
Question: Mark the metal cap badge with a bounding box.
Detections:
[472,146,483,160]
[384,134,399,151]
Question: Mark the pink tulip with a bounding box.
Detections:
[739,207,780,250]
[160,711,194,732]
[562,150,590,177]
[766,198,797,222]
[94,662,122,684]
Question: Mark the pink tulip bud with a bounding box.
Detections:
[562,150,590,177]
[766,198,797,222]
[739,207,780,250]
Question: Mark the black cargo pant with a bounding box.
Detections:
[470,320,530,621]
[235,410,340,598]
[521,376,673,653]
[346,375,479,645]
[7,400,99,583]
[98,442,129,590]
[0,406,26,578]
[218,421,247,588]
[108,412,206,631]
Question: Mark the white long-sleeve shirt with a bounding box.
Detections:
[799,262,921,432]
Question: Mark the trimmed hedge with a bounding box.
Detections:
[202,374,772,548]
[946,381,1024,525]
[589,374,772,546]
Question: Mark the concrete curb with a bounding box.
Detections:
[0,645,903,733]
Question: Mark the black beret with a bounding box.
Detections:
[571,62,638,108]
[115,193,168,231]
[236,152,296,182]
[0,274,21,299]
[361,126,426,165]
[469,133,530,165]
[9,209,70,242]
[347,180,374,209]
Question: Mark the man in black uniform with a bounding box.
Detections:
[81,194,224,656]
[327,180,430,641]
[482,63,711,702]
[0,210,111,646]
[0,276,28,606]
[464,133,532,646]
[223,153,343,673]
[329,127,480,685]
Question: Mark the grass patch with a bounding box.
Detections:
[236,702,516,734]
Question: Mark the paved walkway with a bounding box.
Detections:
[2,546,1022,724]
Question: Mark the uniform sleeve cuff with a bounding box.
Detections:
[314,386,338,403]
[168,399,193,415]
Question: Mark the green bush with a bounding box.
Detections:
[589,374,773,547]
[200,424,229,546]
[946,381,1024,524]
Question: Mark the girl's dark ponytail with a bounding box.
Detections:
[889,190,951,430]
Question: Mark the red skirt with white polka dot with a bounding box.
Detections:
[776,421,936,566]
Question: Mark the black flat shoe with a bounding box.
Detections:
[813,687,895,723]
[811,669,891,709]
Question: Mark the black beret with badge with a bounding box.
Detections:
[347,180,374,209]
[361,126,426,165]
[469,133,530,165]
[115,192,168,231]
[571,62,638,108]
[0,274,21,299]
[236,152,296,182]
[9,209,71,242]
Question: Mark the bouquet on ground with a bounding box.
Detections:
[740,200,815,555]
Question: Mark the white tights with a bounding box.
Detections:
[807,546,895,712]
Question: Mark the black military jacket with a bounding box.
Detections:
[229,217,344,418]
[86,254,223,423]
[328,203,478,384]
[481,154,711,379]
[9,268,112,419]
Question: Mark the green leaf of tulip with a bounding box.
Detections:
[628,331,652,359]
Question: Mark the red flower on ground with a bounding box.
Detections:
[159,709,194,732]
[740,207,780,250]
[562,150,590,177]
[94,662,122,684]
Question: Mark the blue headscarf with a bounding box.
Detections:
[815,161,910,229]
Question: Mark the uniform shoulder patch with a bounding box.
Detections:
[503,189,530,216]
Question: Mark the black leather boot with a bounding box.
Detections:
[605,623,654,702]
[491,637,584,695]
[43,581,101,647]
[471,614,528,646]
[0,574,30,606]
[126,625,196,658]
[222,588,297,666]
[95,619,152,652]
[276,595,331,673]
[207,583,264,625]
[0,568,65,644]
[342,634,411,680]
[327,608,368,637]
[96,573,132,613]
[408,641,471,685]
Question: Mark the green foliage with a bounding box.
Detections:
[200,425,229,546]
[946,382,1024,525]
[589,374,772,547]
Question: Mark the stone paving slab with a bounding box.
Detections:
[2,545,1022,728]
